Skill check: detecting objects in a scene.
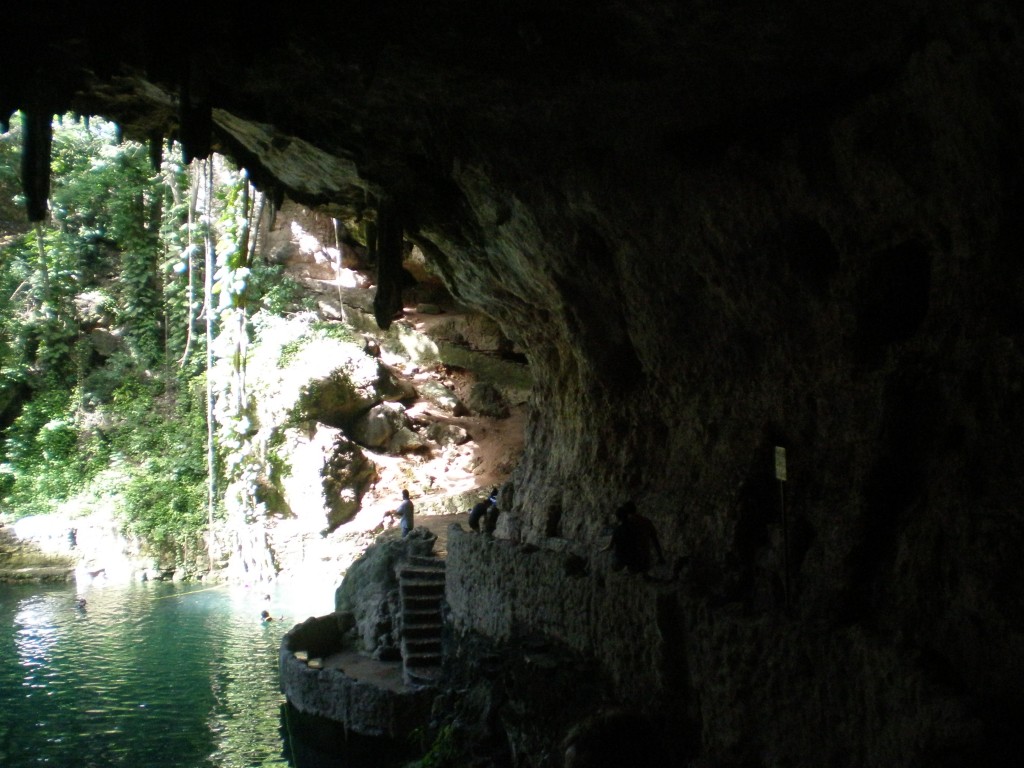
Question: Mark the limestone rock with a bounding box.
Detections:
[276,424,377,531]
[334,530,438,654]
[277,424,344,519]
[349,402,407,449]
[466,381,509,418]
[416,380,466,415]
[425,421,470,446]
[386,426,426,455]
[295,354,385,428]
[321,437,378,530]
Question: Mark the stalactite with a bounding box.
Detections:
[265,185,283,231]
[20,110,53,222]
[179,78,212,163]
[372,196,406,330]
[148,131,164,172]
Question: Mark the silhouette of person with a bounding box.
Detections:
[469,487,498,532]
[606,501,665,575]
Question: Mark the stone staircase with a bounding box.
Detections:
[398,555,446,686]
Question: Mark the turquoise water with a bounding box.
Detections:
[0,580,314,768]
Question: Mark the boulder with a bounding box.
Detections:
[349,402,407,449]
[467,381,510,418]
[322,437,379,530]
[425,421,470,446]
[417,380,466,415]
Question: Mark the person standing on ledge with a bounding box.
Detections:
[606,501,665,576]
[396,488,414,538]
[469,487,498,532]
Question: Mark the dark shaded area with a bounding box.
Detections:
[780,215,840,293]
[563,709,675,768]
[842,376,937,627]
[280,703,414,768]
[20,110,52,222]
[853,241,932,363]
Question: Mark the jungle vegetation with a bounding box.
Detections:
[0,114,309,569]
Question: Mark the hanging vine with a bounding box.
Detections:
[208,163,277,582]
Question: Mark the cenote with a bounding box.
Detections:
[0,580,368,768]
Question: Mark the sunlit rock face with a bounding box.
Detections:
[4,2,1024,764]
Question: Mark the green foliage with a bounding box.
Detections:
[406,723,460,768]
[49,122,165,366]
[118,453,208,548]
[94,376,211,547]
[2,113,362,567]
[0,385,105,516]
[247,263,307,315]
[0,121,30,234]
[0,115,202,540]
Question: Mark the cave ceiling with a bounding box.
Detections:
[5,1,1024,531]
[5,1,920,219]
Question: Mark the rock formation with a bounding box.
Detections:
[4,2,1024,765]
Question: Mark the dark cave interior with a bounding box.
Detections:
[4,2,1024,765]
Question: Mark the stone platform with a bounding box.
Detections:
[280,607,435,739]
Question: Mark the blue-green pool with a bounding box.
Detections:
[0,580,329,768]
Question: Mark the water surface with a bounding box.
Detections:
[0,580,308,768]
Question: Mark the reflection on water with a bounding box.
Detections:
[0,581,304,768]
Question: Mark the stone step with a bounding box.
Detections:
[400,585,445,597]
[404,652,443,668]
[403,664,442,687]
[403,606,442,616]
[402,623,443,638]
[403,561,444,573]
[404,638,442,653]
[402,613,443,624]
[400,563,446,576]
[399,593,444,606]
[399,555,447,685]
[399,573,447,587]
[401,584,445,594]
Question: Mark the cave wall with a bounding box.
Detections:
[446,528,969,766]
[4,1,1024,764]
[435,25,1024,759]
[417,8,1024,762]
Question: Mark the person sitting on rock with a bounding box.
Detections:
[606,501,665,575]
[469,487,498,532]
